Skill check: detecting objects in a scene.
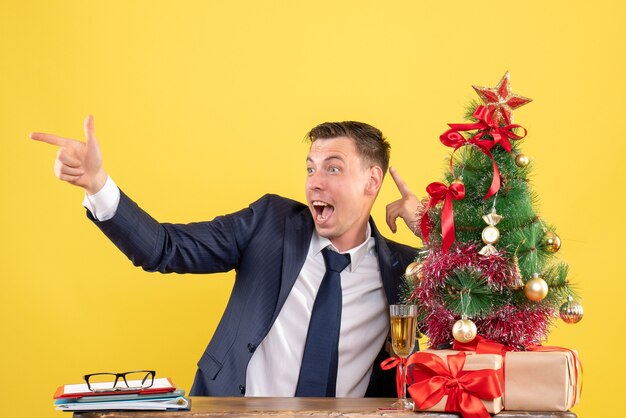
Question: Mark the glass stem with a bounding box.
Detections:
[399,361,407,400]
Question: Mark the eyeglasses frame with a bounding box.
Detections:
[83,370,156,392]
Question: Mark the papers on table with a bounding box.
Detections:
[56,395,190,411]
[53,377,190,411]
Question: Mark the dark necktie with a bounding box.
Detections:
[295,247,351,397]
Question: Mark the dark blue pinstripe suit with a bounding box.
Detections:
[89,191,417,397]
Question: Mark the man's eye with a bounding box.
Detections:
[329,166,340,173]
[307,167,315,175]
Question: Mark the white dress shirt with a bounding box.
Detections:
[83,178,389,397]
[245,228,388,397]
[82,176,120,221]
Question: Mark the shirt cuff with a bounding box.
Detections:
[82,176,120,221]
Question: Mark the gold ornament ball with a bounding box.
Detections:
[524,276,549,302]
[405,261,423,281]
[481,225,500,245]
[543,231,562,253]
[451,178,464,187]
[515,154,530,167]
[560,299,584,324]
[452,318,477,343]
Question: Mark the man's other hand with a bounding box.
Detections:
[30,115,107,195]
[386,167,422,235]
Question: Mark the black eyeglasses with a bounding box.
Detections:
[83,370,156,392]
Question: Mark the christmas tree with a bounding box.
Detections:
[402,72,583,349]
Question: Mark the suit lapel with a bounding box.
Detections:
[370,219,401,305]
[270,215,401,321]
[271,209,314,324]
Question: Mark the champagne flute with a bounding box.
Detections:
[389,304,417,410]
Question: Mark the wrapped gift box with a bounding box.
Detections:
[408,349,504,416]
[504,350,580,411]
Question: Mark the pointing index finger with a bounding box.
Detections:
[29,132,71,147]
[84,114,96,143]
[389,166,412,197]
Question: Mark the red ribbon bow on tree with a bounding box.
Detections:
[439,105,527,199]
[448,105,527,152]
[420,181,465,252]
[407,352,502,418]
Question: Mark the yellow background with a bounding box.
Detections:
[1,1,623,416]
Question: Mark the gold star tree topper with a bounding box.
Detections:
[472,71,532,125]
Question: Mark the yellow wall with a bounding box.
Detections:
[1,1,622,416]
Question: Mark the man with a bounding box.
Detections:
[31,116,421,397]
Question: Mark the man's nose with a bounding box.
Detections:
[307,171,325,190]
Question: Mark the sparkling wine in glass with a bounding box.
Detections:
[389,304,417,410]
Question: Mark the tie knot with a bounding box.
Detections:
[321,247,351,273]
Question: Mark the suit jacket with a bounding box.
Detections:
[88,192,417,397]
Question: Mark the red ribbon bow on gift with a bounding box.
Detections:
[407,352,502,418]
[453,335,515,355]
[452,336,583,408]
[420,181,465,252]
[380,357,407,399]
[439,105,527,199]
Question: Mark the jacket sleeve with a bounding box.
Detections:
[87,190,272,274]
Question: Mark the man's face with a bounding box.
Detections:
[305,136,381,251]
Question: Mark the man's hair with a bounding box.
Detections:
[306,121,391,174]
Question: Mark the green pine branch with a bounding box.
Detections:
[442,268,508,317]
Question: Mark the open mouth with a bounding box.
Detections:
[312,201,335,222]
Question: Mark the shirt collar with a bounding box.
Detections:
[311,223,375,272]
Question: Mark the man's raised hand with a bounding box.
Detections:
[30,115,108,195]
[385,167,422,235]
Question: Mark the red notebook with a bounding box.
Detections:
[54,377,176,399]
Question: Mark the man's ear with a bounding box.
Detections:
[365,166,384,196]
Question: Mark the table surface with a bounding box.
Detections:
[73,397,577,418]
